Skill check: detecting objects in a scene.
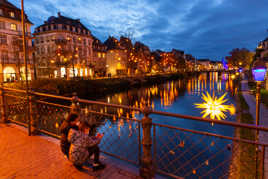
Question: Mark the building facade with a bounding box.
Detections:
[257,39,268,90]
[0,0,33,82]
[33,12,94,79]
[106,49,127,76]
[104,36,127,76]
[92,37,107,77]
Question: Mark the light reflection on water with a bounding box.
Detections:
[96,72,238,178]
[100,72,236,119]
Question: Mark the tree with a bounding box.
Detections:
[226,48,254,69]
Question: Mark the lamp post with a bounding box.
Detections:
[21,0,31,135]
[252,58,267,178]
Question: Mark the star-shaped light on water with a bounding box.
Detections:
[195,92,235,120]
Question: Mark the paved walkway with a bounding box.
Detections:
[0,123,140,179]
[241,79,268,178]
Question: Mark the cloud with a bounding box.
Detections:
[8,0,268,60]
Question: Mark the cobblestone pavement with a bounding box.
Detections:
[0,124,140,179]
[241,80,268,178]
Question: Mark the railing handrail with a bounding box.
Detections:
[154,122,268,146]
[151,110,268,132]
[2,86,268,133]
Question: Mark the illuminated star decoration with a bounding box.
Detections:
[195,92,235,120]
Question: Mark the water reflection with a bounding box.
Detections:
[93,72,238,178]
[102,72,236,111]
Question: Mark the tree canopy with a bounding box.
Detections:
[226,48,254,68]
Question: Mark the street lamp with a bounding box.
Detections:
[252,58,267,126]
[252,58,267,178]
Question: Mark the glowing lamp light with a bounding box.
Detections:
[195,92,235,120]
[252,69,267,82]
[252,58,267,82]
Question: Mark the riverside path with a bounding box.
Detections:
[241,79,268,178]
[0,123,141,179]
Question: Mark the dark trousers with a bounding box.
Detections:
[88,145,100,163]
[60,142,70,158]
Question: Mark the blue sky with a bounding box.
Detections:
[9,0,268,60]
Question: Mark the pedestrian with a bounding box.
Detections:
[59,112,79,158]
[68,119,105,171]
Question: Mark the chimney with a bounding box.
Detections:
[58,12,61,17]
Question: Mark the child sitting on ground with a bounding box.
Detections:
[68,119,105,171]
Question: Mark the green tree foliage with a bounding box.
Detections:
[226,48,254,68]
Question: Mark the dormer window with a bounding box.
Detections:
[10,12,15,18]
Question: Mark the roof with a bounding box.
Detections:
[36,12,90,33]
[0,0,33,24]
[0,0,20,10]
[198,59,211,62]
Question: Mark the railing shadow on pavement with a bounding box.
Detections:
[1,86,268,179]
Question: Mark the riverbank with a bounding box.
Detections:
[5,72,195,99]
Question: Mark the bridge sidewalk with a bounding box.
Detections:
[0,123,140,179]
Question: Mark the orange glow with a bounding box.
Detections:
[195,92,235,120]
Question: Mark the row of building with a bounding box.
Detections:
[0,0,223,82]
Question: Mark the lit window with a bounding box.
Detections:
[74,68,78,76]
[54,70,58,78]
[80,69,83,76]
[61,67,66,78]
[102,53,105,58]
[10,12,15,18]
[98,52,101,58]
[10,23,17,30]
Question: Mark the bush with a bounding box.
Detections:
[261,89,268,107]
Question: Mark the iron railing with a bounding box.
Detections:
[1,86,268,179]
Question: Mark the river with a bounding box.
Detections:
[95,72,238,178]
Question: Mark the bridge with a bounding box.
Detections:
[0,85,267,178]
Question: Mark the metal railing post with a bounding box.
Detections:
[0,85,7,123]
[71,92,80,114]
[29,94,38,134]
[261,145,266,179]
[140,106,154,178]
[27,93,31,136]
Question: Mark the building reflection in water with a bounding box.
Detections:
[102,72,235,113]
[89,72,237,137]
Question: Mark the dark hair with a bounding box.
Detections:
[66,113,78,123]
[79,120,90,131]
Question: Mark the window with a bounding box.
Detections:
[0,21,5,29]
[10,23,17,30]
[0,35,7,44]
[10,12,15,18]
[0,9,3,15]
[1,51,8,63]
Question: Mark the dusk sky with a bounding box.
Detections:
[10,0,268,60]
